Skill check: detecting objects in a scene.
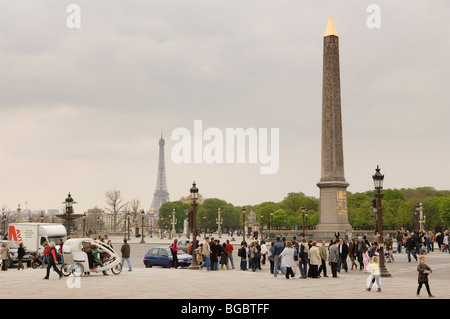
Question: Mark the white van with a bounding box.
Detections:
[8,223,67,255]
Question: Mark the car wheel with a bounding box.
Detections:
[111,262,122,275]
[145,261,152,268]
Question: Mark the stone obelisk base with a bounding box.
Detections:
[314,181,352,241]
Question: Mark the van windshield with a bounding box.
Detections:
[48,236,68,244]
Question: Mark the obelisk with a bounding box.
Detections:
[315,15,352,239]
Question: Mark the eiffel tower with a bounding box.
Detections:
[150,134,170,218]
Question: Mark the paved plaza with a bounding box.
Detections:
[1,235,449,301]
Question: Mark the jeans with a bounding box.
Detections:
[121,257,132,270]
[368,275,381,290]
[338,256,348,272]
[299,258,308,277]
[273,255,283,277]
[44,262,62,278]
[406,249,417,262]
[240,258,247,270]
[227,254,235,269]
[201,255,211,270]
[396,242,402,254]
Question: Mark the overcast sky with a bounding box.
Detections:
[0,0,449,214]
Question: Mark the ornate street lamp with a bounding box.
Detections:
[372,165,391,277]
[150,208,154,238]
[302,206,307,237]
[188,181,200,270]
[140,209,146,243]
[82,212,86,237]
[63,193,77,236]
[216,208,223,238]
[171,208,177,239]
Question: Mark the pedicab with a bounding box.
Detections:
[60,238,122,277]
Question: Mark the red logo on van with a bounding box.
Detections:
[8,225,23,244]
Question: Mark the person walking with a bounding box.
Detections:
[318,240,328,277]
[328,240,339,278]
[17,243,25,270]
[338,238,349,273]
[120,238,132,271]
[260,240,268,266]
[43,242,63,279]
[298,237,309,279]
[249,242,259,272]
[406,233,418,262]
[396,231,403,254]
[385,234,394,263]
[272,237,285,278]
[1,243,10,271]
[200,237,211,271]
[41,242,50,269]
[171,239,179,269]
[279,241,296,279]
[366,256,381,292]
[309,241,321,278]
[355,236,366,271]
[196,242,204,266]
[417,256,434,297]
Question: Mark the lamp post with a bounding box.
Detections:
[150,208,154,238]
[372,165,391,277]
[188,181,200,270]
[203,215,207,239]
[242,207,246,242]
[171,208,177,239]
[2,209,6,237]
[140,209,146,243]
[302,206,308,237]
[216,208,223,238]
[2,208,6,236]
[414,204,420,231]
[17,204,22,223]
[82,212,86,237]
[418,203,425,232]
[63,193,77,237]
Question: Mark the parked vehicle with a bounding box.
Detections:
[30,252,43,269]
[0,240,32,268]
[7,223,67,257]
[177,239,190,253]
[143,246,192,268]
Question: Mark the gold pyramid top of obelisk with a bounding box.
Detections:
[324,14,338,37]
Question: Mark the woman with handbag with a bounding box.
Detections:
[279,241,296,279]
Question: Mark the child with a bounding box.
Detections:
[417,256,434,297]
[363,248,370,272]
[366,257,381,292]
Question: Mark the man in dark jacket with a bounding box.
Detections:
[272,237,285,277]
[406,234,418,262]
[120,239,132,271]
[338,238,349,272]
[355,236,366,270]
[17,243,26,270]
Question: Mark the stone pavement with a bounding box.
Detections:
[0,235,449,301]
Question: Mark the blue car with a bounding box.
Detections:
[143,246,193,268]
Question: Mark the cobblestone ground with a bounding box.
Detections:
[0,236,449,301]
